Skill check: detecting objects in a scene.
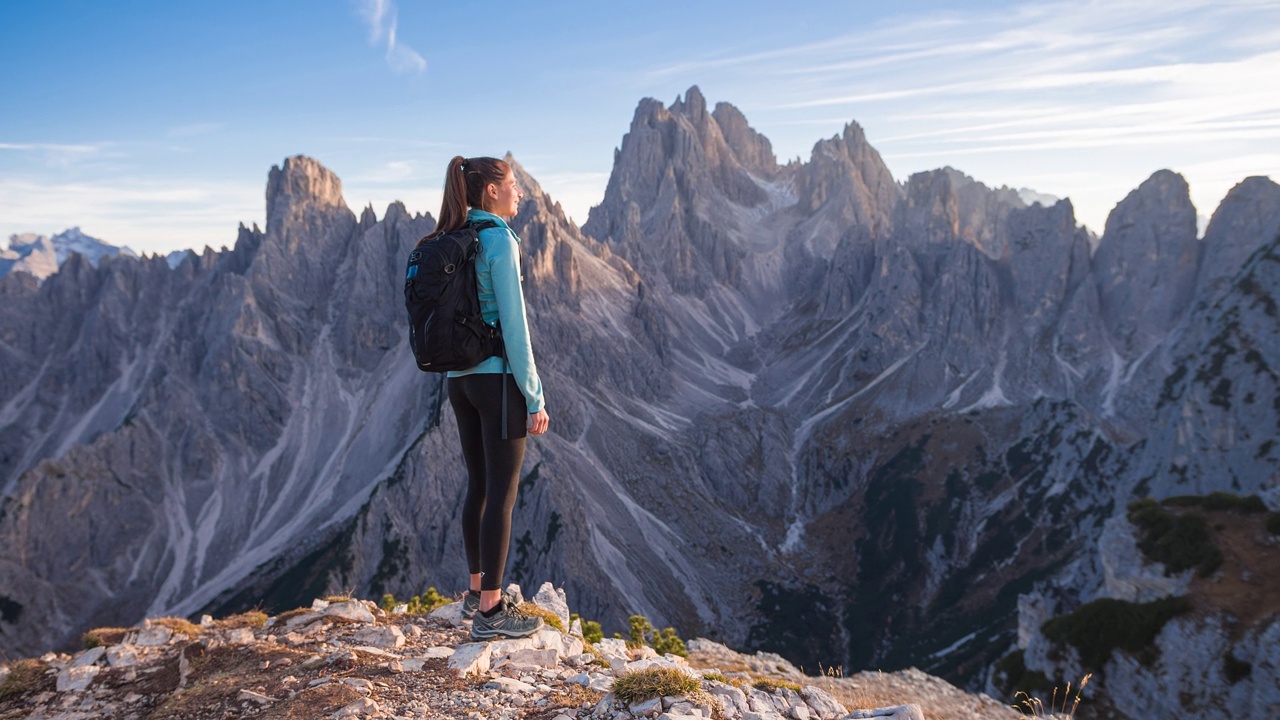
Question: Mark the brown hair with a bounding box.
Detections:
[427,155,510,241]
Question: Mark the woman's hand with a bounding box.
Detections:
[528,409,549,435]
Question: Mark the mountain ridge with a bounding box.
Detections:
[1,86,1276,719]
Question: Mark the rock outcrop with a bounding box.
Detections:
[0,584,983,720]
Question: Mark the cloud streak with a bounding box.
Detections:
[355,0,425,75]
[638,0,1280,232]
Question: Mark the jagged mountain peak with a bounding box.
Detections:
[1094,168,1199,355]
[265,154,348,235]
[1197,175,1280,298]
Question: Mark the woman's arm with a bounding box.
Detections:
[485,227,545,414]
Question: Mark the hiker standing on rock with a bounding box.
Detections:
[430,155,549,640]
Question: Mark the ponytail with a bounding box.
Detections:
[424,155,511,243]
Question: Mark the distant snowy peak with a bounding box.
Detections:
[1017,187,1061,208]
[49,227,137,266]
[1,228,138,281]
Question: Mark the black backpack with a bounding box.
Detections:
[404,219,505,372]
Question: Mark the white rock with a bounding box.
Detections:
[351,645,399,658]
[1100,515,1194,603]
[238,689,273,704]
[791,703,811,720]
[659,714,706,720]
[324,600,375,624]
[311,599,331,610]
[625,657,700,677]
[504,583,525,605]
[391,603,409,615]
[0,667,9,686]
[429,601,466,627]
[498,648,559,670]
[449,642,494,676]
[340,677,373,692]
[590,676,615,693]
[800,687,847,719]
[531,582,572,630]
[351,625,405,649]
[332,697,378,718]
[485,676,536,694]
[488,636,540,657]
[634,645,659,660]
[56,665,99,692]
[567,672,592,685]
[284,612,323,629]
[72,646,106,667]
[843,705,925,720]
[420,646,456,659]
[708,683,750,716]
[199,614,215,627]
[134,625,172,647]
[630,696,663,716]
[225,628,255,645]
[597,638,629,656]
[403,623,421,637]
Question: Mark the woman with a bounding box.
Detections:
[430,155,550,640]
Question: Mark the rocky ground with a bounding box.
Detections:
[0,583,1019,720]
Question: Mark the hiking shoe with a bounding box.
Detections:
[461,589,517,619]
[470,603,544,640]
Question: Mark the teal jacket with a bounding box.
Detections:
[446,209,545,414]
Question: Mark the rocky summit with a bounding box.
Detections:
[1,87,1278,719]
[0,583,996,720]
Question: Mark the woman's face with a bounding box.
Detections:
[484,170,523,217]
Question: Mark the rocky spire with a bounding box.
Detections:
[1195,175,1280,298]
[1093,169,1199,356]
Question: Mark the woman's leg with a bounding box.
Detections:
[449,377,489,585]
[453,374,528,610]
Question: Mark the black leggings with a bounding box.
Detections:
[448,373,528,591]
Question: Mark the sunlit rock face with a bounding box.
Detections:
[2,89,1277,717]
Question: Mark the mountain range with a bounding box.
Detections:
[1,86,1277,718]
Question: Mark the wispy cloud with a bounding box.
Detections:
[355,0,426,75]
[0,177,261,254]
[636,0,1280,231]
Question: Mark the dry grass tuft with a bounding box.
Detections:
[82,626,131,649]
[218,611,268,629]
[613,667,701,704]
[154,617,204,639]
[0,659,51,701]
[1014,674,1091,718]
[517,603,565,632]
[272,607,315,624]
[754,677,802,693]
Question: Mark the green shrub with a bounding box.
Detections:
[1235,495,1268,514]
[613,667,700,703]
[624,614,689,657]
[1129,501,1223,577]
[993,649,1050,695]
[380,587,450,615]
[1042,596,1193,670]
[582,619,604,644]
[1224,653,1252,684]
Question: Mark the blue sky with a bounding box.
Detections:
[2,0,1277,255]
